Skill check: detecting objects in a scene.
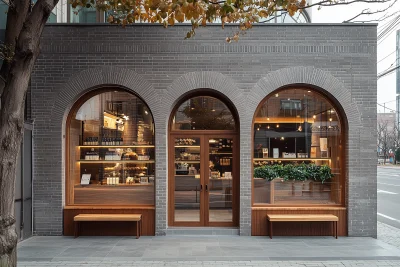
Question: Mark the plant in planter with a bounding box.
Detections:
[293,163,309,182]
[254,164,277,181]
[307,163,320,181]
[319,164,334,183]
[281,164,295,181]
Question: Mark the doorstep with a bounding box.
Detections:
[165,227,239,235]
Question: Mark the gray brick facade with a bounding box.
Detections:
[31,24,377,237]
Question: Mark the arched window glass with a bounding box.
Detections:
[67,90,155,206]
[172,96,235,130]
[253,88,343,205]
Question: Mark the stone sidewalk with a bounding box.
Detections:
[17,222,400,267]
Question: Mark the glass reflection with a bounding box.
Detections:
[172,96,235,130]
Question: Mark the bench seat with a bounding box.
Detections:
[74,214,142,238]
[267,214,338,239]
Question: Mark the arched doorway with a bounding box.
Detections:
[168,93,239,227]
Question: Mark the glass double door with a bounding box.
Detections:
[170,134,237,226]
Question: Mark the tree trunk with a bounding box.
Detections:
[0,44,31,267]
[0,1,58,265]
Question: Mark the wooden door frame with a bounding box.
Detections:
[168,132,239,227]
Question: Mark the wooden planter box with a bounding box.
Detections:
[270,179,331,204]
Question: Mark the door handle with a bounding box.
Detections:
[205,184,208,192]
[200,184,203,191]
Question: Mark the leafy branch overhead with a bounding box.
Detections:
[70,0,394,41]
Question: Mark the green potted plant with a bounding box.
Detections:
[254,165,277,181]
[306,163,320,181]
[293,163,309,182]
[319,165,334,184]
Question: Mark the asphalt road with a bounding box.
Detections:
[378,166,400,229]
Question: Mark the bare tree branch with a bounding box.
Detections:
[344,0,398,22]
[352,10,400,23]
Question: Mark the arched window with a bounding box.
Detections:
[171,96,236,131]
[66,90,155,206]
[253,88,344,205]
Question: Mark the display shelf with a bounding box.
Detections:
[174,145,200,148]
[175,160,200,163]
[103,126,123,131]
[253,158,331,161]
[78,145,155,148]
[74,184,153,188]
[78,160,155,163]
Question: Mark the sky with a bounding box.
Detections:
[310,2,400,113]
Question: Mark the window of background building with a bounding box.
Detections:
[67,90,155,206]
[253,88,343,205]
[69,5,98,23]
[0,0,7,41]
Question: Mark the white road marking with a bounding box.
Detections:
[377,189,398,194]
[378,182,400,187]
[378,176,400,181]
[378,213,400,221]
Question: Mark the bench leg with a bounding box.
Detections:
[335,221,338,239]
[140,220,142,237]
[136,221,139,239]
[269,220,273,239]
[74,221,79,238]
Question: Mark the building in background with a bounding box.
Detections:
[377,112,397,163]
[396,30,400,131]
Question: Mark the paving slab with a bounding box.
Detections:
[17,222,400,266]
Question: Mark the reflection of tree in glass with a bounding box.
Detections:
[180,99,234,130]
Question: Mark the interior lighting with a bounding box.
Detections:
[275,93,279,97]
[257,127,260,131]
[307,90,311,93]
[144,110,148,115]
[212,109,216,112]
[276,124,279,128]
[313,115,316,119]
[191,107,195,110]
[280,137,284,140]
[267,125,270,129]
[267,117,270,121]
[329,118,332,122]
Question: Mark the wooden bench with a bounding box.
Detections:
[74,214,142,239]
[267,214,338,239]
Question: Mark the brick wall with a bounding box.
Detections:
[31,24,377,237]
